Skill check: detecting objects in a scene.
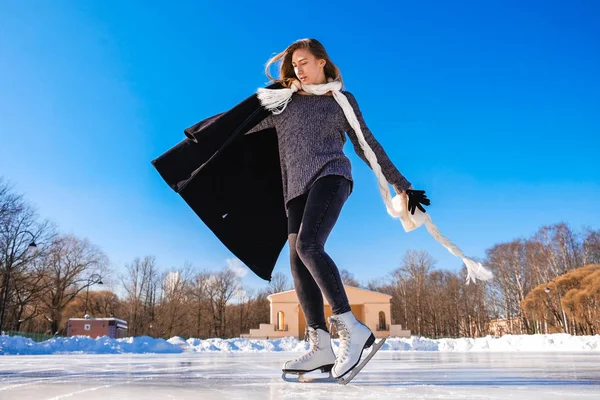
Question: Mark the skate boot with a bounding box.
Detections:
[328,310,385,384]
[281,327,336,382]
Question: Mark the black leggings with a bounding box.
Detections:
[286,174,353,332]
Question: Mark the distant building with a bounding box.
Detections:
[163,271,181,298]
[67,317,128,339]
[488,317,523,337]
[242,285,411,340]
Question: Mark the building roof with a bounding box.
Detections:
[267,285,392,303]
[68,317,128,325]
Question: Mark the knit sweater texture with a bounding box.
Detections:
[245,90,411,214]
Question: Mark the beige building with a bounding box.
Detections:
[242,285,411,340]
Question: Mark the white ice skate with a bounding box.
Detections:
[328,311,387,385]
[281,327,337,383]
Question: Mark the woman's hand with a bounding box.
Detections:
[406,189,431,215]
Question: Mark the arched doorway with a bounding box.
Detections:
[277,311,285,331]
[378,311,386,331]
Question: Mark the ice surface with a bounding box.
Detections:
[1,334,599,398]
[1,350,599,399]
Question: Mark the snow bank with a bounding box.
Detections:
[0,335,182,355]
[1,333,599,355]
[378,334,600,352]
[177,334,600,353]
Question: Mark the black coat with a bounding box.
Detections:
[151,82,287,282]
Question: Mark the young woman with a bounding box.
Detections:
[245,38,429,380]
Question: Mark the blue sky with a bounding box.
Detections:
[1,1,599,294]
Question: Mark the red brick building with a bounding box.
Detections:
[67,317,128,339]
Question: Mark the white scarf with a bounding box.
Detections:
[256,79,493,284]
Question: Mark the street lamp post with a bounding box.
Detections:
[84,274,103,317]
[0,230,37,334]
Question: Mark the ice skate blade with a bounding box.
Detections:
[281,371,337,383]
[337,336,387,385]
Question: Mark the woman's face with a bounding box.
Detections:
[291,48,326,85]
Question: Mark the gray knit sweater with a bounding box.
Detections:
[245,91,411,213]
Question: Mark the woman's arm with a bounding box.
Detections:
[344,91,412,192]
[244,113,276,135]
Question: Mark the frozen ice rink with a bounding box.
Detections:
[1,351,599,399]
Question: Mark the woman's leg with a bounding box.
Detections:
[284,196,339,373]
[287,193,328,332]
[295,175,352,317]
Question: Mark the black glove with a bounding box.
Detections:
[406,189,431,215]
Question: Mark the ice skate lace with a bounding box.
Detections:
[329,318,350,362]
[295,329,319,362]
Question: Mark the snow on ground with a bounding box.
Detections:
[1,333,600,355]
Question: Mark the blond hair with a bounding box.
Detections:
[264,38,344,89]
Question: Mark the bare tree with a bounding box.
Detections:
[88,290,120,318]
[39,235,110,334]
[10,258,50,330]
[246,288,270,336]
[582,228,600,265]
[188,269,210,338]
[120,256,159,336]
[401,250,435,336]
[63,290,120,321]
[156,266,193,337]
[0,183,55,332]
[0,178,23,224]
[205,268,240,337]
[532,223,583,279]
[485,240,533,333]
[340,269,361,287]
[390,267,409,331]
[231,286,255,338]
[267,272,292,294]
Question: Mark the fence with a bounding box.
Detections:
[2,330,60,342]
